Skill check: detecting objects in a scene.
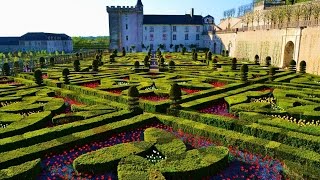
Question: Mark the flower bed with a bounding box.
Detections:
[181,87,201,94]
[37,123,285,180]
[140,93,169,102]
[211,81,227,88]
[81,81,100,89]
[106,89,122,94]
[199,99,237,118]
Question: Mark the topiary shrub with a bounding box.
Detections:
[160,57,165,67]
[254,55,259,65]
[157,49,162,57]
[127,86,142,113]
[266,56,271,66]
[222,50,225,56]
[289,60,296,72]
[144,55,150,68]
[168,60,175,72]
[148,50,151,57]
[169,83,182,109]
[134,61,140,72]
[212,58,218,71]
[240,64,249,82]
[110,54,115,63]
[193,52,198,61]
[269,67,276,82]
[122,47,126,57]
[2,63,10,76]
[231,58,237,70]
[62,68,70,84]
[113,49,118,57]
[182,47,186,55]
[74,59,80,72]
[226,50,229,57]
[207,51,212,60]
[299,60,306,74]
[34,69,43,86]
[92,59,99,72]
[13,61,20,75]
[39,57,45,68]
[50,57,55,66]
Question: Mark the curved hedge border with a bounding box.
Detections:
[0,159,41,180]
[73,141,154,173]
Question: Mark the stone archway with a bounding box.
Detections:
[283,41,294,68]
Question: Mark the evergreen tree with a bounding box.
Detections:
[182,47,186,55]
[50,57,55,66]
[213,58,218,71]
[207,51,212,60]
[254,55,259,65]
[74,59,80,72]
[299,60,306,74]
[62,68,70,84]
[231,58,237,70]
[240,64,249,82]
[169,60,175,71]
[269,67,276,82]
[39,57,45,68]
[2,63,10,76]
[34,69,43,86]
[144,55,150,68]
[169,83,182,109]
[92,59,99,72]
[289,60,296,72]
[127,86,142,113]
[122,47,126,56]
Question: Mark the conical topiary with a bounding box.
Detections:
[254,55,259,65]
[62,68,70,84]
[50,57,55,66]
[169,83,182,109]
[34,69,43,86]
[269,67,276,82]
[39,57,45,68]
[144,55,149,68]
[2,63,10,76]
[74,59,80,72]
[207,51,212,60]
[240,64,249,82]
[231,58,237,70]
[266,56,271,66]
[299,60,306,74]
[213,58,218,71]
[127,86,142,113]
[92,59,99,72]
[168,60,175,71]
[289,60,296,72]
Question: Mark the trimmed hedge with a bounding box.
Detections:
[73,141,154,173]
[0,159,41,180]
[0,111,52,139]
[0,113,157,169]
[0,110,135,153]
[155,114,320,169]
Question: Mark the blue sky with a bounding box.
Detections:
[0,0,252,37]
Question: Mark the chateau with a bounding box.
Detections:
[0,32,73,53]
[107,0,222,53]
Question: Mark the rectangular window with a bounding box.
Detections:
[185,34,189,40]
[126,36,128,41]
[162,34,167,40]
[196,34,200,40]
[173,34,177,40]
[150,26,154,32]
[196,26,200,32]
[163,26,167,32]
[150,34,154,41]
[173,26,177,32]
[126,24,128,30]
[185,26,189,32]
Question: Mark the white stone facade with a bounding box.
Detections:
[107,0,219,53]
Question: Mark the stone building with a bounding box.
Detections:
[107,0,221,53]
[0,32,73,53]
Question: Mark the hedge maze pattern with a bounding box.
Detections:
[0,51,320,179]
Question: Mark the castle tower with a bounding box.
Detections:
[107,0,144,52]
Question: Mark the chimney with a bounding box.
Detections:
[191,8,194,17]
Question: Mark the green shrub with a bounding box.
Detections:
[144,55,150,68]
[299,60,306,74]
[254,55,259,64]
[269,67,276,81]
[231,58,237,70]
[182,47,186,55]
[289,60,296,72]
[266,56,271,66]
[39,57,45,68]
[169,83,182,109]
[34,69,43,86]
[0,159,41,180]
[50,57,55,66]
[128,86,141,113]
[74,59,80,72]
[92,59,99,72]
[62,68,70,84]
[122,47,126,56]
[240,64,248,82]
[207,51,212,60]
[2,63,10,76]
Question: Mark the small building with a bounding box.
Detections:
[0,32,73,53]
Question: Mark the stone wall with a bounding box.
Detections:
[298,26,320,75]
[216,27,320,74]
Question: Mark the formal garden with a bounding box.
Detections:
[0,49,319,180]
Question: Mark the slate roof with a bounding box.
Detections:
[143,15,203,25]
[0,37,20,46]
[20,32,71,41]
